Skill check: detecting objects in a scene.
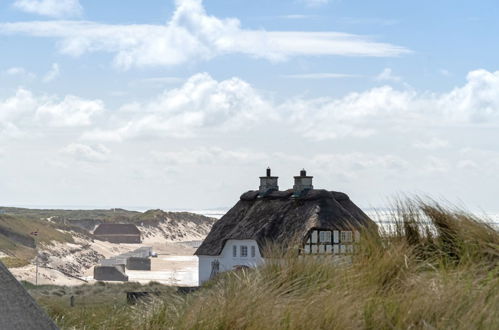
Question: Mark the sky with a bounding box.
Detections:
[1,0,499,212]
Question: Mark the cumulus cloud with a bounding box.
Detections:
[1,0,409,70]
[0,88,104,137]
[83,72,273,140]
[60,143,110,162]
[35,95,103,127]
[13,0,82,18]
[78,69,499,142]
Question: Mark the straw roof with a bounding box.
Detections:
[195,189,375,257]
[0,261,58,329]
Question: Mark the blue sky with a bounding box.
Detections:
[1,0,499,211]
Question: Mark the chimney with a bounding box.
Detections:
[293,169,313,196]
[259,167,278,194]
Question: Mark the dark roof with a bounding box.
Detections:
[93,223,141,236]
[195,189,375,257]
[0,261,59,330]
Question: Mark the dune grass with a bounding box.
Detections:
[34,198,498,329]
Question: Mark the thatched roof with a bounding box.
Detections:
[0,261,58,329]
[195,189,375,257]
[93,223,140,236]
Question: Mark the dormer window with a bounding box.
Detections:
[233,245,237,257]
[240,246,248,257]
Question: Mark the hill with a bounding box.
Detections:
[0,206,216,280]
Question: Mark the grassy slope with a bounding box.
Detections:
[30,198,498,330]
[0,214,74,262]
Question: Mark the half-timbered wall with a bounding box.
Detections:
[302,229,359,254]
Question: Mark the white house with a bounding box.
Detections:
[195,168,375,284]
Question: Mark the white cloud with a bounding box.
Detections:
[42,63,60,82]
[1,0,409,70]
[13,0,82,18]
[375,68,402,82]
[3,66,36,79]
[0,88,104,137]
[83,72,273,141]
[35,95,103,127]
[80,69,499,142]
[60,143,110,162]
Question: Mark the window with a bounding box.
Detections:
[319,231,332,243]
[340,231,353,243]
[311,230,318,243]
[333,230,339,243]
[251,246,256,258]
[240,245,248,257]
[232,245,237,257]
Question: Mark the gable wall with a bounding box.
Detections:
[198,239,264,284]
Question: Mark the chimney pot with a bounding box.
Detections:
[293,169,313,196]
[259,168,278,195]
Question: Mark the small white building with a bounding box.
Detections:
[195,168,375,284]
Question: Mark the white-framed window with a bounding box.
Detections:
[319,231,332,243]
[240,245,248,257]
[311,230,318,243]
[251,246,256,258]
[340,231,353,243]
[233,245,237,257]
[333,230,339,243]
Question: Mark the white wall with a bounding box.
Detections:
[198,239,264,285]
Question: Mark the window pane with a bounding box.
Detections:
[233,245,237,257]
[311,245,318,253]
[340,245,346,254]
[333,231,339,243]
[311,230,318,243]
[324,231,332,242]
[241,246,248,257]
[333,245,339,254]
[326,245,332,253]
[304,245,311,254]
[319,245,325,253]
[319,231,325,242]
[251,246,256,258]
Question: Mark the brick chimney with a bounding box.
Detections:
[259,167,278,194]
[293,169,313,196]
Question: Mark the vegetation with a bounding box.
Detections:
[0,214,74,259]
[0,256,30,268]
[29,198,498,329]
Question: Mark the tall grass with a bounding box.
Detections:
[37,198,498,329]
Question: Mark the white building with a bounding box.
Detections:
[195,168,375,285]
